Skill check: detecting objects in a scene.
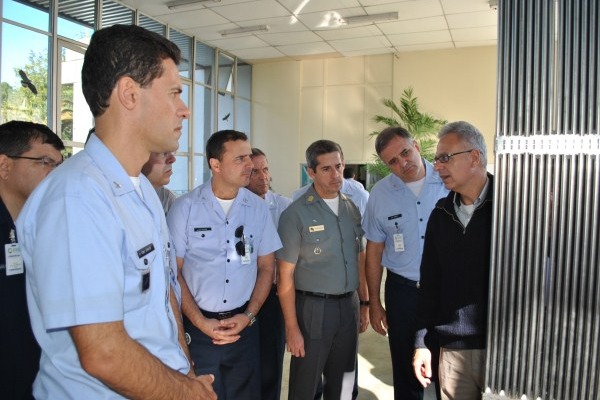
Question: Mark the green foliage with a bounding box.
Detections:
[367,87,447,183]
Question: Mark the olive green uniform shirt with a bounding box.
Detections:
[276,185,364,294]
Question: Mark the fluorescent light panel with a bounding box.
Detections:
[220,25,270,37]
[166,0,220,10]
[343,12,399,25]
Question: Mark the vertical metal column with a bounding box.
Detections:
[484,0,600,399]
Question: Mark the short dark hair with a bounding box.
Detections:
[375,126,413,156]
[205,130,248,169]
[343,166,355,179]
[0,120,64,156]
[82,24,181,117]
[438,121,487,166]
[305,140,343,170]
[251,147,266,158]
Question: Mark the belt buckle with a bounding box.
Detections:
[217,311,232,320]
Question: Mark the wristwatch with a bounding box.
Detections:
[244,310,256,326]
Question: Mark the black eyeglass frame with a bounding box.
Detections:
[8,155,62,168]
[433,149,474,164]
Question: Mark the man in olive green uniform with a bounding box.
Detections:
[277,139,368,400]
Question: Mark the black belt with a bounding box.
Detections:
[388,271,420,288]
[296,290,354,299]
[200,301,248,320]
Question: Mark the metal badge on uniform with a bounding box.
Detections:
[309,225,325,232]
[194,227,211,232]
[393,233,405,252]
[314,246,322,255]
[388,214,402,220]
[137,243,155,258]
[5,243,23,276]
[141,270,150,292]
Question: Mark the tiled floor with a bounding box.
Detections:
[280,327,437,399]
[280,270,437,399]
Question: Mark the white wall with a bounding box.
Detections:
[252,46,497,197]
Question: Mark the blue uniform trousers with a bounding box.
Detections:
[185,316,261,400]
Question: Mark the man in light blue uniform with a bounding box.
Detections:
[16,25,215,399]
[167,130,282,400]
[363,127,447,400]
[246,147,292,400]
[292,177,369,217]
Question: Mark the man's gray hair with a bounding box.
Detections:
[438,121,487,166]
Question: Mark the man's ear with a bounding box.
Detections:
[208,157,220,172]
[307,166,316,179]
[0,154,12,180]
[116,76,138,111]
[471,149,482,166]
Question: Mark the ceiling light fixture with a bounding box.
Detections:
[220,25,270,37]
[166,0,220,10]
[342,11,399,25]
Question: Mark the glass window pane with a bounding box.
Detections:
[195,41,214,86]
[2,0,49,32]
[169,28,192,79]
[57,0,95,44]
[236,98,251,136]
[237,61,252,99]
[179,83,190,152]
[193,155,209,190]
[217,92,234,131]
[101,0,134,28]
[59,45,93,145]
[139,14,165,37]
[217,52,234,93]
[1,23,49,124]
[193,84,213,154]
[168,155,189,196]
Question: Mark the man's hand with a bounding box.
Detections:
[359,304,370,333]
[192,374,218,400]
[197,318,240,345]
[412,348,432,388]
[369,301,388,336]
[285,325,305,358]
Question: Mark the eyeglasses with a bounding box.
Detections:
[235,225,245,256]
[8,155,62,168]
[433,149,474,164]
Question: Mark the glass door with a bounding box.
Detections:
[56,40,93,157]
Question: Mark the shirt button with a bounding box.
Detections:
[226,240,230,243]
[226,279,229,283]
[421,236,425,239]
[144,259,148,265]
[201,234,205,238]
[417,201,421,205]
[227,259,230,262]
[223,299,227,303]
[420,218,423,222]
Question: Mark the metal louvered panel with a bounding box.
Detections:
[485,1,600,399]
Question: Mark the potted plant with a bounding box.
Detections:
[367,87,446,185]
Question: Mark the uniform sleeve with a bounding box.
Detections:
[166,196,190,259]
[22,184,125,330]
[362,191,386,243]
[256,205,282,256]
[275,206,302,265]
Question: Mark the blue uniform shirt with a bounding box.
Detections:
[362,160,448,281]
[16,134,188,399]
[264,190,292,228]
[167,181,282,312]
[292,178,369,217]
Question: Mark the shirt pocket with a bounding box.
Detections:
[379,213,405,236]
[187,226,220,257]
[125,240,159,310]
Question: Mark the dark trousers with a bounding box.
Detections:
[288,293,359,400]
[260,285,286,400]
[184,316,261,400]
[386,271,440,400]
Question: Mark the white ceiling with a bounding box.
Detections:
[117,0,498,62]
